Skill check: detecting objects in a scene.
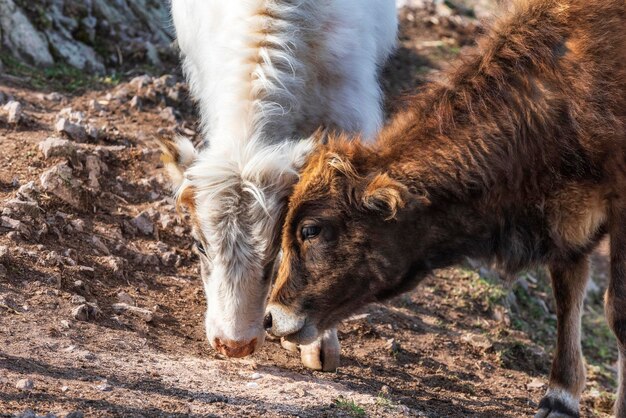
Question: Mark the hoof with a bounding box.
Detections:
[535,395,580,418]
[280,338,299,353]
[300,328,340,372]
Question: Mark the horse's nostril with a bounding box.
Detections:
[263,312,273,330]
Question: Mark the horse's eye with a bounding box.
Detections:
[194,240,207,255]
[301,225,321,240]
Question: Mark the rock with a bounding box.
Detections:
[249,373,262,380]
[91,236,110,255]
[65,412,84,418]
[89,100,103,112]
[526,378,545,390]
[44,92,63,102]
[71,294,87,305]
[15,378,34,391]
[159,214,177,229]
[96,381,112,391]
[0,0,54,66]
[0,245,8,263]
[4,199,40,218]
[130,75,152,89]
[117,291,135,306]
[70,219,85,232]
[461,333,493,350]
[132,212,154,235]
[111,303,153,322]
[102,256,125,278]
[385,338,400,353]
[55,118,87,142]
[85,154,106,190]
[38,137,76,159]
[4,100,22,124]
[145,41,162,67]
[160,251,179,267]
[72,303,101,321]
[39,163,85,209]
[129,95,142,110]
[245,382,259,389]
[15,409,37,418]
[155,75,176,89]
[159,106,178,123]
[1,216,30,238]
[17,181,39,202]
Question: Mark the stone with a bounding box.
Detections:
[17,181,39,202]
[96,381,112,391]
[55,118,87,142]
[72,303,101,321]
[15,409,37,418]
[4,199,40,218]
[85,154,106,190]
[132,212,154,235]
[129,95,142,110]
[0,245,8,263]
[526,378,545,390]
[129,75,152,89]
[39,163,85,209]
[1,216,30,237]
[385,338,400,353]
[160,251,179,267]
[102,256,125,278]
[38,137,76,159]
[159,106,177,123]
[44,92,63,102]
[70,219,85,232]
[0,0,54,66]
[111,303,153,322]
[117,291,135,306]
[91,236,110,255]
[65,412,84,418]
[15,378,34,391]
[89,100,103,112]
[4,100,22,124]
[71,294,87,305]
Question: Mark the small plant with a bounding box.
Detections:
[334,397,366,417]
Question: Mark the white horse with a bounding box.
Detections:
[161,0,397,370]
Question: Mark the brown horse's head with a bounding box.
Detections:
[264,139,428,344]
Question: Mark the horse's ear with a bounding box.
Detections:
[361,173,426,220]
[156,135,197,189]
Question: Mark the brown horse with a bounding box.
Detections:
[264,0,626,416]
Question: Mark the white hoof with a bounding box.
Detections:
[300,328,340,372]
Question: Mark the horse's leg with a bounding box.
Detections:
[535,256,589,418]
[606,204,626,418]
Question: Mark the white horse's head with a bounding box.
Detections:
[159,135,313,357]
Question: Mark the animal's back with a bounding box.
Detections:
[171,0,398,151]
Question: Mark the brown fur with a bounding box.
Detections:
[269,0,626,416]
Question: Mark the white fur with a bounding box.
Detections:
[169,0,398,350]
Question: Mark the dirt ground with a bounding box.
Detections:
[0,2,619,417]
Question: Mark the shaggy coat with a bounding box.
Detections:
[265,0,626,416]
[161,0,397,369]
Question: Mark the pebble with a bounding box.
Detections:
[249,372,262,380]
[16,378,34,391]
[65,412,84,418]
[159,106,178,123]
[71,294,87,304]
[39,163,84,209]
[385,338,400,353]
[4,100,23,124]
[111,303,154,322]
[245,382,259,389]
[89,100,103,112]
[0,245,8,263]
[130,95,142,110]
[55,118,87,142]
[72,303,101,321]
[38,137,76,159]
[44,92,63,102]
[17,181,40,202]
[132,212,155,235]
[526,378,545,390]
[117,291,135,306]
[96,381,112,391]
[91,236,110,255]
